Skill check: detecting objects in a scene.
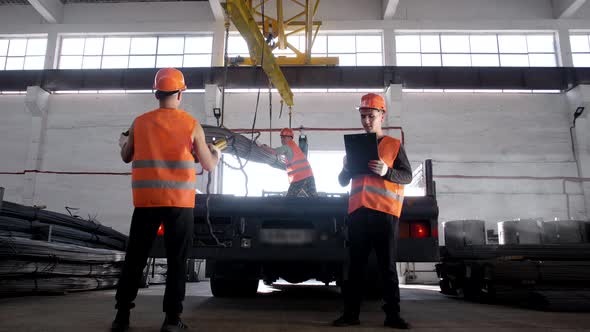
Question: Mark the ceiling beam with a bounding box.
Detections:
[209,0,225,21]
[2,67,587,92]
[27,0,63,24]
[552,0,588,18]
[383,0,400,19]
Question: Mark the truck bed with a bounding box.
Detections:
[151,194,439,262]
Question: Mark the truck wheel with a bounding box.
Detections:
[234,279,259,297]
[210,278,258,297]
[210,278,232,297]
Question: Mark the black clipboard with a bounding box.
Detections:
[344,133,379,176]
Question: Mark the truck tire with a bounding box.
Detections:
[210,278,232,297]
[210,277,258,298]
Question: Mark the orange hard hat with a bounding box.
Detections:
[357,93,386,113]
[280,128,294,137]
[153,68,187,92]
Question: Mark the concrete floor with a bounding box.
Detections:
[0,282,589,332]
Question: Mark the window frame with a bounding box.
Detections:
[227,32,384,66]
[0,36,48,71]
[570,33,590,67]
[395,32,558,68]
[58,34,214,70]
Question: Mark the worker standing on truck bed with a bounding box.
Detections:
[333,93,413,329]
[112,68,220,332]
[261,128,317,197]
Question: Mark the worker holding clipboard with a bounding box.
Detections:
[333,93,413,329]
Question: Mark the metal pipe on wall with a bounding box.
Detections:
[231,126,406,144]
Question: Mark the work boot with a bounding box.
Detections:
[110,310,130,332]
[384,314,411,329]
[161,315,189,332]
[332,314,360,327]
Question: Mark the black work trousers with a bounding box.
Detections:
[115,207,194,314]
[343,207,400,318]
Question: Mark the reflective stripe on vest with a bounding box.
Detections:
[132,160,195,169]
[287,165,312,176]
[132,179,196,190]
[350,184,402,202]
[285,140,313,184]
[348,136,405,217]
[131,108,197,208]
[286,159,308,168]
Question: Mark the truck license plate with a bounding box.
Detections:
[259,229,314,245]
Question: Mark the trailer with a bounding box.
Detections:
[436,224,590,311]
[152,160,439,297]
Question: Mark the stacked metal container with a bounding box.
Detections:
[542,220,587,244]
[442,220,486,247]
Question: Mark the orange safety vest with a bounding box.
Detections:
[131,108,197,208]
[285,140,314,184]
[348,136,405,217]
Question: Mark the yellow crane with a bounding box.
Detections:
[244,0,338,66]
[223,0,338,107]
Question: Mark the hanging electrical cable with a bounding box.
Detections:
[226,0,267,173]
[220,20,230,128]
[205,0,268,214]
[207,0,290,205]
[204,171,226,247]
[204,19,231,247]
[269,78,273,146]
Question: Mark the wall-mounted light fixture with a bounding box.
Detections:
[213,107,222,126]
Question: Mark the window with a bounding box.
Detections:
[570,34,590,67]
[222,149,428,197]
[221,151,349,196]
[402,88,561,94]
[227,33,383,66]
[58,35,213,69]
[222,155,288,196]
[308,151,348,194]
[395,33,557,67]
[0,37,47,70]
[51,89,205,94]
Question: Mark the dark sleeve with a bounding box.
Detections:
[383,144,412,185]
[338,167,352,187]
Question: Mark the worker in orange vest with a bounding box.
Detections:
[333,93,412,329]
[112,68,220,332]
[262,128,317,197]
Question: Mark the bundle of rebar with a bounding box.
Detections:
[440,244,590,261]
[0,201,127,250]
[437,244,590,311]
[0,216,124,250]
[0,237,125,295]
[202,125,286,170]
[143,258,168,285]
[0,200,127,295]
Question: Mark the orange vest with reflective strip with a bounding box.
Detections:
[285,140,314,184]
[131,108,197,208]
[348,136,405,217]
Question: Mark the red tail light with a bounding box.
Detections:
[410,222,430,238]
[157,223,164,236]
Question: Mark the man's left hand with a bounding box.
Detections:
[118,133,128,149]
[368,159,388,176]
